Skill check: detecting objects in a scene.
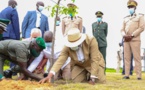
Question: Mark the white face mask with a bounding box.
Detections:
[70,46,79,51]
[38,6,44,12]
[129,8,135,15]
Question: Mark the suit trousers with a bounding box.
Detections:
[71,65,106,83]
[124,41,141,78]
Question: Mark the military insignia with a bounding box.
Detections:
[37,40,40,44]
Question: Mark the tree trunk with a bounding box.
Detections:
[50,0,61,83]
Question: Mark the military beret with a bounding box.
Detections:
[95,11,104,17]
[35,37,46,49]
[127,0,138,7]
[67,3,77,8]
[0,18,11,31]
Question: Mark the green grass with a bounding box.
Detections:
[50,72,145,90]
[2,66,145,90]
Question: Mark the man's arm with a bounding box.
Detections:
[105,23,108,37]
[16,47,42,81]
[22,11,30,38]
[17,61,42,81]
[62,18,65,36]
[78,17,83,33]
[90,37,105,77]
[12,9,20,40]
[27,52,44,72]
[45,16,49,31]
[132,15,145,37]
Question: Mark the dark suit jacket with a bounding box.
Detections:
[0,6,20,40]
[22,11,49,38]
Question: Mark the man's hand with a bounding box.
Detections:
[123,35,133,42]
[88,80,95,85]
[39,73,53,84]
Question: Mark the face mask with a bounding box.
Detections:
[30,48,40,57]
[69,13,73,17]
[97,17,102,22]
[70,46,79,51]
[129,8,135,15]
[38,6,44,12]
[0,34,3,40]
[56,21,60,26]
[14,5,17,9]
[45,42,52,47]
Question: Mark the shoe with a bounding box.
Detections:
[123,76,130,79]
[137,78,142,80]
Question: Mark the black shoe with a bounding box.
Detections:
[137,78,142,80]
[123,76,130,79]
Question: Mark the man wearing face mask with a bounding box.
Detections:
[23,28,42,41]
[22,1,49,38]
[121,0,144,80]
[0,0,20,40]
[27,31,71,80]
[39,28,106,85]
[62,3,83,36]
[0,37,46,81]
[92,11,108,70]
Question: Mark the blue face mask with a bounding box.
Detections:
[69,13,73,17]
[129,8,135,15]
[45,42,52,47]
[38,6,44,12]
[97,17,102,22]
[56,21,60,26]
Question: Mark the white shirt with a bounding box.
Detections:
[35,10,41,28]
[76,46,85,62]
[27,45,71,73]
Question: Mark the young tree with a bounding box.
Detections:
[47,0,76,83]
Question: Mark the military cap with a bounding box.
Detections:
[0,18,11,31]
[127,0,138,7]
[36,37,46,49]
[95,11,104,17]
[67,3,77,8]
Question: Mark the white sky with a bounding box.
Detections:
[1,0,145,70]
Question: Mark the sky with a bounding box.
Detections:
[0,0,145,70]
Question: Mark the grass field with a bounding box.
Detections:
[50,72,145,90]
[3,66,145,90]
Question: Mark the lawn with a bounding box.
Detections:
[2,67,145,90]
[50,72,145,90]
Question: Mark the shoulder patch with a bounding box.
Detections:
[124,15,130,18]
[77,16,82,19]
[139,13,144,16]
[62,16,67,19]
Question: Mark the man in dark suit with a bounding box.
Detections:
[0,0,20,77]
[22,1,49,38]
[92,11,108,69]
[0,0,20,40]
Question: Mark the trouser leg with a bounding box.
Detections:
[0,56,5,75]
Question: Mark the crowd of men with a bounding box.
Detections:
[0,0,144,85]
